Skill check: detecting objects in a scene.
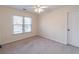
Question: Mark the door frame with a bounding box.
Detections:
[66,12,70,45]
[66,11,79,47]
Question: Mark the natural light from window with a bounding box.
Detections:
[13,16,32,34]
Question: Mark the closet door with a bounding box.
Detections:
[68,11,79,47]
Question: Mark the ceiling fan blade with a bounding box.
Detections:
[40,6,48,8]
[26,7,37,9]
[32,5,48,8]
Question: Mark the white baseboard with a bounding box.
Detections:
[39,33,67,45]
[1,34,37,45]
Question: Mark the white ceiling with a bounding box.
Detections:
[1,5,63,13]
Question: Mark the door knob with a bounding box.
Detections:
[67,29,70,31]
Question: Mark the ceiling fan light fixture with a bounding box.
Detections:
[34,8,44,13]
[33,5,48,13]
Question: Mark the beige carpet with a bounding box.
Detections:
[0,36,79,54]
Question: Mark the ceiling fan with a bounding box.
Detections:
[23,5,48,13]
[33,5,48,13]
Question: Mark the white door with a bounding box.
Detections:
[68,11,79,47]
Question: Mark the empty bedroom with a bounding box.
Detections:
[0,5,79,54]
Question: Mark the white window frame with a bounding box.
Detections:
[13,16,32,34]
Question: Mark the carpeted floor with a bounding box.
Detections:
[0,36,79,54]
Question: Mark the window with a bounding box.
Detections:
[13,16,32,34]
[24,17,32,32]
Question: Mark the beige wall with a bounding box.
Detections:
[38,6,79,44]
[0,19,1,43]
[0,7,38,44]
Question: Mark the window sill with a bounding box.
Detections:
[12,31,32,36]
